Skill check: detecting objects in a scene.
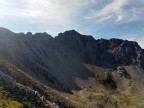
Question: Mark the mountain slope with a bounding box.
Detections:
[0,58,86,108]
[0,27,95,90]
[56,30,144,69]
[0,27,144,108]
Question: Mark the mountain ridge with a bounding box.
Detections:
[55,30,144,69]
[0,27,144,108]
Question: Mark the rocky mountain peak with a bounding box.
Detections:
[1,28,144,108]
[57,29,81,40]
[26,32,33,36]
[0,27,12,33]
[0,27,15,37]
[62,29,80,35]
[56,30,95,52]
[56,31,144,69]
[34,32,50,36]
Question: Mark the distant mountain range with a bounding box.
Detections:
[0,27,144,108]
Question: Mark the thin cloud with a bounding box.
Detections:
[0,0,143,41]
[0,0,96,25]
[85,0,144,23]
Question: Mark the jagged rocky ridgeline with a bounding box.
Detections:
[0,27,144,108]
[56,30,144,69]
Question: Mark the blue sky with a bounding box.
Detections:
[0,0,144,48]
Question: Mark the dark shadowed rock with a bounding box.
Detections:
[0,27,144,108]
[0,71,16,89]
[56,31,144,69]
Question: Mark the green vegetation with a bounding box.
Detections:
[117,95,144,107]
[0,86,23,108]
[0,59,85,108]
[16,83,29,91]
[1,58,143,108]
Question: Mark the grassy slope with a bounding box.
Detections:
[0,86,23,108]
[1,58,144,108]
[0,58,86,108]
[73,90,144,108]
[71,64,144,108]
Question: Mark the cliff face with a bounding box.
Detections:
[0,27,144,108]
[0,28,95,90]
[56,30,144,69]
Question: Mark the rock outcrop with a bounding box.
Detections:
[56,30,144,69]
[0,27,144,108]
[0,71,16,89]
